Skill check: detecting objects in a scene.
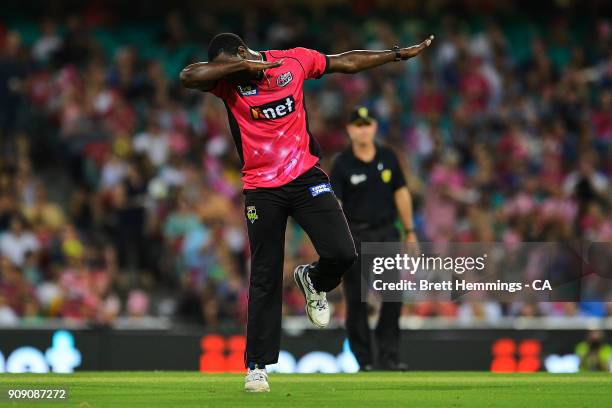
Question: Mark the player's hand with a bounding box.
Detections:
[400,35,435,59]
[241,59,284,74]
[405,231,419,244]
[404,232,421,263]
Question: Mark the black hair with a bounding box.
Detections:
[207,33,246,61]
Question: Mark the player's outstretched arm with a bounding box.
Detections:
[180,59,283,91]
[327,35,434,74]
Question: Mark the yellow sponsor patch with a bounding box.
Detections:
[381,169,392,183]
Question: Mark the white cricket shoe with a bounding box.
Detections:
[293,264,330,328]
[244,367,270,392]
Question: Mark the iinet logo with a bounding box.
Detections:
[250,96,295,120]
[0,330,81,373]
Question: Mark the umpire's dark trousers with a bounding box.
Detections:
[244,166,357,367]
[344,222,401,368]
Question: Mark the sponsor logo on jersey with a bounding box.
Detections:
[237,84,258,96]
[277,71,293,87]
[350,174,367,185]
[309,183,333,197]
[250,96,296,120]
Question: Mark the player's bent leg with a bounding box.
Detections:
[292,190,356,328]
[292,238,354,328]
[294,203,357,292]
[313,248,357,291]
[294,263,330,328]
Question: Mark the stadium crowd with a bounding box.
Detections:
[0,1,611,328]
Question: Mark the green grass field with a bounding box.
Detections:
[0,372,611,407]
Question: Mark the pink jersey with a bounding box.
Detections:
[210,48,329,189]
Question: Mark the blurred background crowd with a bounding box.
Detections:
[0,0,611,329]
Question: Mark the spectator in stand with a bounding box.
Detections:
[0,215,40,267]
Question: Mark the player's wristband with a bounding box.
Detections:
[393,45,402,61]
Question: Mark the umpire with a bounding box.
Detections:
[331,106,417,371]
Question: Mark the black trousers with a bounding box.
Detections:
[244,166,357,367]
[344,222,401,368]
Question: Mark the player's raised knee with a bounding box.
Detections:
[335,246,358,269]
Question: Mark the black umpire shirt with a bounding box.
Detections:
[330,144,406,227]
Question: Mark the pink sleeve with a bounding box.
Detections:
[209,79,231,99]
[289,47,329,80]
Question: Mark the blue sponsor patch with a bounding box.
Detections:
[309,183,332,197]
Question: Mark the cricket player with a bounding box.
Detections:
[180,32,433,392]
